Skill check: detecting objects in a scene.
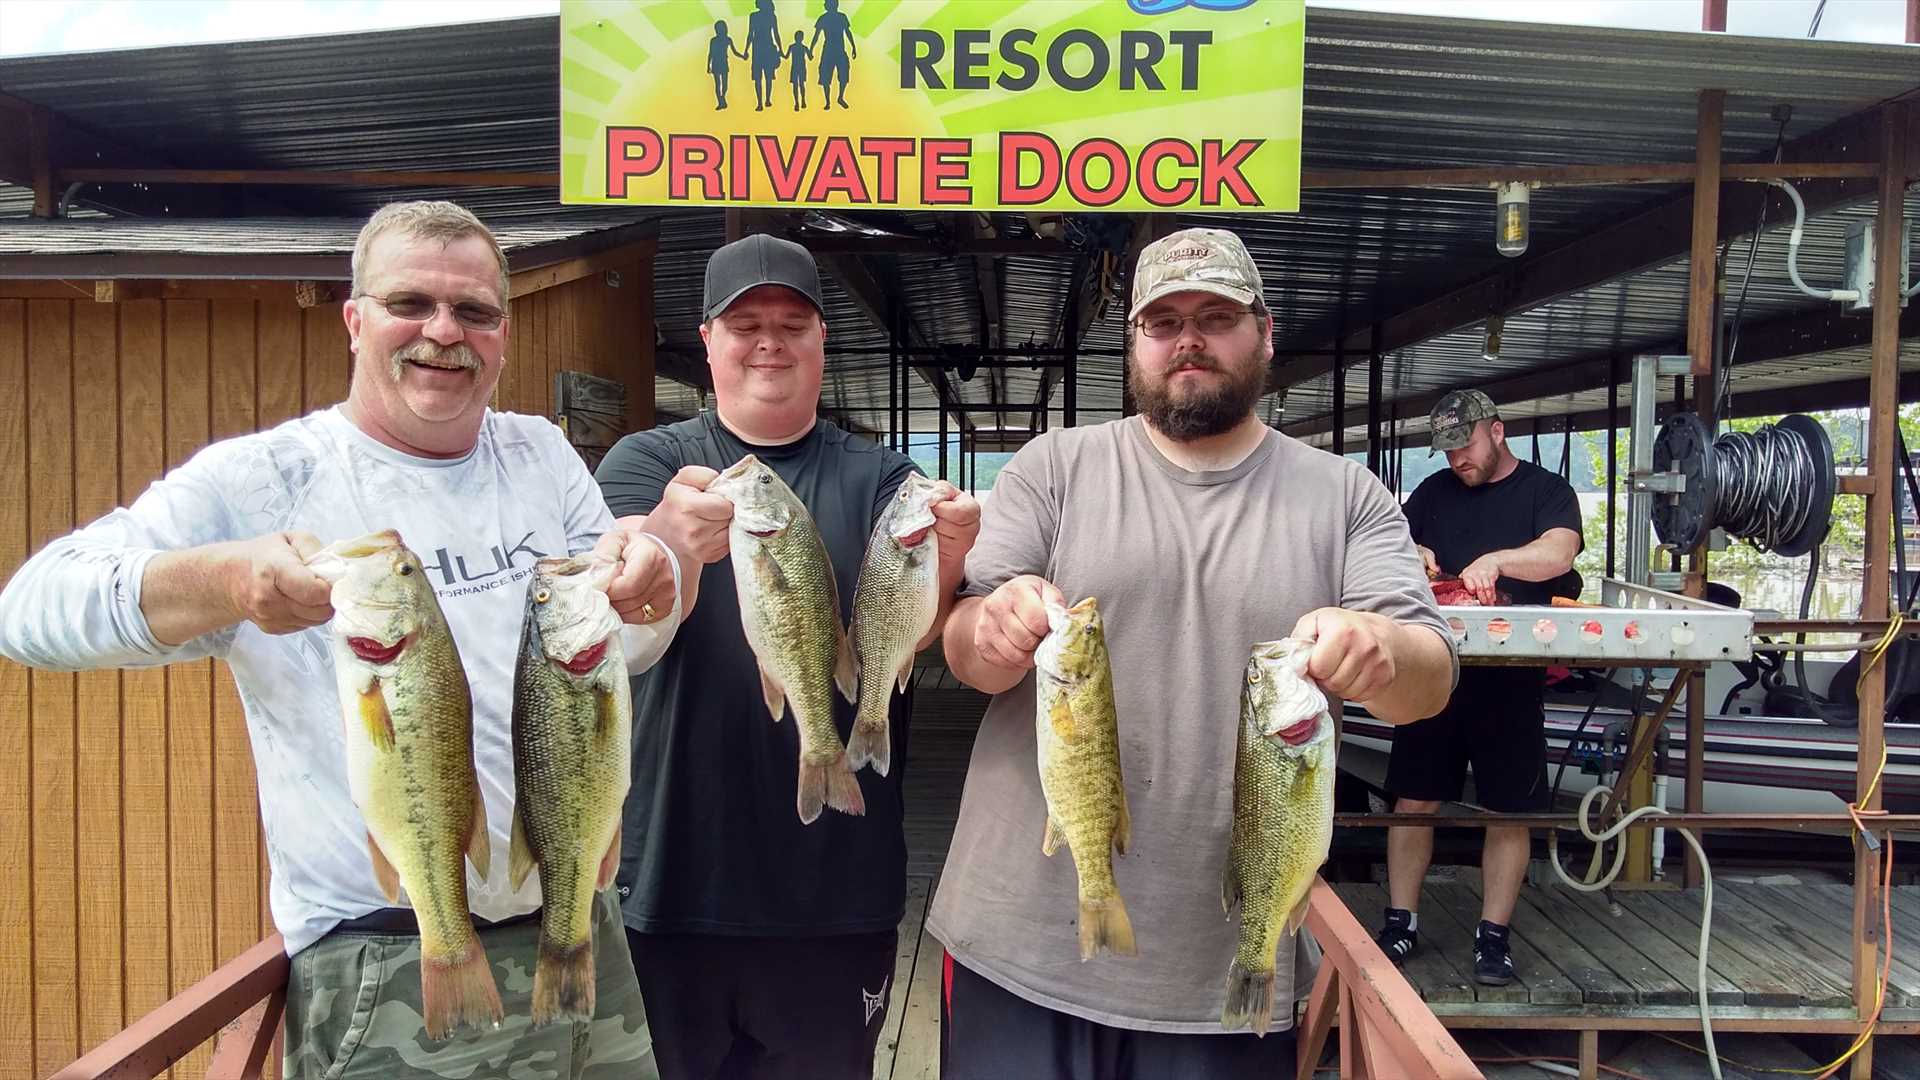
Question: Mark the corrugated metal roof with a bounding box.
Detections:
[0,8,1912,436]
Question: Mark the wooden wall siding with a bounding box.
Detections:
[0,267,656,1080]
[497,255,656,434]
[0,297,347,1080]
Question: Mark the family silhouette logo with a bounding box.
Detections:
[706,0,863,113]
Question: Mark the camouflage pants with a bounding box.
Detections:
[283,889,657,1080]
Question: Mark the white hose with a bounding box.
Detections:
[1766,179,1862,304]
[1548,785,1722,1080]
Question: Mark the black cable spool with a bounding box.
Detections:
[1650,412,1834,558]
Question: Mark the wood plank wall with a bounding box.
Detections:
[0,262,654,1080]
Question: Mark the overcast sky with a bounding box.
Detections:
[0,0,1911,57]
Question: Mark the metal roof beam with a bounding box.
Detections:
[1390,369,1920,451]
[1270,103,1910,392]
[1288,301,1920,442]
[811,246,976,437]
[1030,214,1167,430]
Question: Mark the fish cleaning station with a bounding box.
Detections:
[2,2,1919,1078]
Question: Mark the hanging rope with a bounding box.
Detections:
[1710,423,1818,554]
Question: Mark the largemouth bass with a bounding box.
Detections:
[1033,596,1135,961]
[709,454,865,824]
[508,555,630,1027]
[1221,638,1335,1036]
[847,473,943,777]
[309,529,502,1040]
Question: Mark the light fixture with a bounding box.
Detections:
[1494,181,1531,258]
[1482,313,1505,361]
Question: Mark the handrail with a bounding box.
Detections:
[1297,878,1483,1079]
[52,934,289,1080]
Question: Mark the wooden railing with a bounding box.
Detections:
[50,934,289,1080]
[1297,878,1483,1079]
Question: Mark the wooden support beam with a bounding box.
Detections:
[1271,105,1895,391]
[0,279,336,304]
[1909,0,1919,44]
[28,104,54,218]
[1852,99,1908,1080]
[1683,88,1725,889]
[509,238,657,299]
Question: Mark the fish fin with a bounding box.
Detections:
[1285,893,1312,937]
[1114,790,1132,857]
[826,757,866,817]
[358,680,395,753]
[596,821,622,892]
[1221,860,1241,916]
[1221,960,1276,1037]
[752,546,790,592]
[366,832,402,903]
[420,936,504,1041]
[1076,894,1136,961]
[1042,817,1062,857]
[833,624,858,704]
[758,662,787,722]
[1048,694,1077,741]
[846,720,890,778]
[895,659,913,694]
[507,805,536,892]
[466,787,492,880]
[531,939,595,1028]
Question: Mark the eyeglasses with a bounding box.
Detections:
[356,291,509,331]
[1134,308,1252,340]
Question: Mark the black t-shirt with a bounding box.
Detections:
[1401,458,1584,606]
[595,411,920,936]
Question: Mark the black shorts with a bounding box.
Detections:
[626,927,897,1080]
[1385,666,1549,812]
[940,952,1297,1080]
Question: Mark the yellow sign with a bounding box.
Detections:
[560,1,1304,213]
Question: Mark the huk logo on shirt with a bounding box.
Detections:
[863,975,889,1027]
[417,531,550,594]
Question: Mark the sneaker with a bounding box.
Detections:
[1473,920,1515,986]
[1375,907,1418,965]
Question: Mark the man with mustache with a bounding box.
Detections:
[0,201,677,1077]
[932,226,1457,1078]
[1376,390,1582,987]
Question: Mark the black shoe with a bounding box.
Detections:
[1473,920,1515,986]
[1375,907,1418,966]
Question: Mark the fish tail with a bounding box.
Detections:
[797,753,867,823]
[420,935,504,1041]
[1221,959,1277,1037]
[1076,893,1136,961]
[845,716,890,777]
[531,938,596,1028]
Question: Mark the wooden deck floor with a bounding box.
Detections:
[1332,879,1920,1022]
[879,677,1920,1074]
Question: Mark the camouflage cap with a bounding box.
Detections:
[1429,389,1500,454]
[1128,227,1264,321]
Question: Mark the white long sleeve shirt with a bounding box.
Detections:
[0,406,680,954]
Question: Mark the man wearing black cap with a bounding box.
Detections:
[593,233,981,1079]
[1376,389,1582,987]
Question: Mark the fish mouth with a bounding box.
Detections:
[311,529,404,563]
[1270,712,1320,746]
[894,525,932,548]
[557,638,609,675]
[347,633,409,665]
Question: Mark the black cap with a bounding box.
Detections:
[702,233,826,321]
